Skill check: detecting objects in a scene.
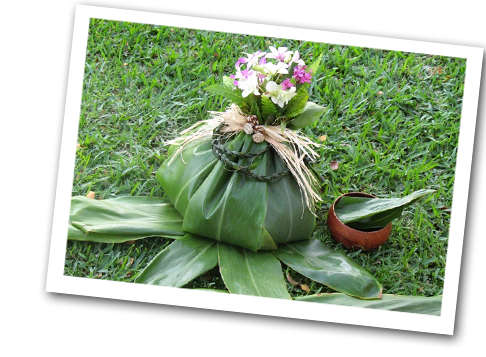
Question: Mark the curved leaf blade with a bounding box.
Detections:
[68,196,185,243]
[136,234,218,287]
[295,293,442,316]
[335,189,435,230]
[218,242,291,299]
[273,238,382,299]
[157,138,218,216]
[288,102,325,129]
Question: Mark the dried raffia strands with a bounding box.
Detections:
[167,104,322,211]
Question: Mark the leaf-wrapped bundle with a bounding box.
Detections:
[157,132,316,252]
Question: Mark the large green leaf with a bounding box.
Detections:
[135,234,218,287]
[218,242,291,299]
[295,293,442,316]
[273,238,382,299]
[335,189,435,230]
[180,133,273,252]
[68,196,185,243]
[288,102,325,129]
[264,149,315,244]
[157,138,218,216]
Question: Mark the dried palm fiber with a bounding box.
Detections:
[158,104,321,252]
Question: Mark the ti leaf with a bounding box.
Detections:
[68,196,185,243]
[334,189,435,230]
[218,242,291,299]
[288,102,326,129]
[273,238,382,299]
[295,293,442,316]
[135,234,218,287]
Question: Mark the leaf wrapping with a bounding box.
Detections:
[157,132,316,252]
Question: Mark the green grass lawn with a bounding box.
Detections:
[64,19,465,298]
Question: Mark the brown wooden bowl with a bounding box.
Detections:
[327,192,392,251]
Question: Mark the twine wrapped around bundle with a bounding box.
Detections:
[168,104,322,211]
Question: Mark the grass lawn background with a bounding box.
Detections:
[64,19,465,298]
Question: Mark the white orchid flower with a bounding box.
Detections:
[262,61,289,76]
[265,46,293,62]
[290,50,305,66]
[264,81,297,108]
[237,70,261,97]
[280,87,297,105]
[242,51,266,69]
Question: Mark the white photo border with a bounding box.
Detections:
[46,5,484,335]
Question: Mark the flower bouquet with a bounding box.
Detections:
[67,46,441,313]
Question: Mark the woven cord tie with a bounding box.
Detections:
[211,123,314,182]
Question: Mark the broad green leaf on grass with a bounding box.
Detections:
[158,138,218,216]
[206,84,246,107]
[295,293,442,316]
[334,189,435,230]
[283,87,309,118]
[218,242,291,299]
[135,234,218,287]
[288,102,326,129]
[273,238,382,299]
[68,196,185,243]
